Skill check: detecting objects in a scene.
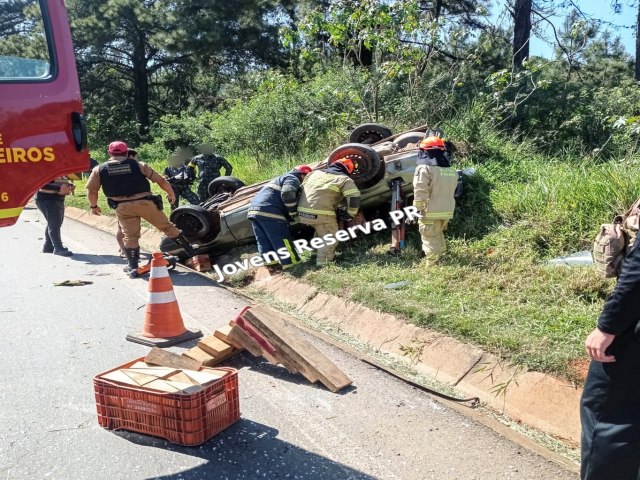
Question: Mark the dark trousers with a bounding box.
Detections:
[170,187,200,211]
[581,334,640,479]
[35,198,65,250]
[250,217,299,267]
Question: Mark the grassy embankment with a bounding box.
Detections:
[232,129,639,381]
[69,129,640,380]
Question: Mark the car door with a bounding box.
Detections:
[0,0,88,227]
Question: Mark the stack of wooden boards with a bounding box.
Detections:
[181,305,352,393]
[182,325,242,366]
[98,360,227,394]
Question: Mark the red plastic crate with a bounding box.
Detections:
[93,357,240,446]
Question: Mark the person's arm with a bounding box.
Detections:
[220,156,233,176]
[412,166,432,212]
[85,168,102,215]
[585,236,640,362]
[340,178,361,220]
[141,163,176,205]
[281,176,301,220]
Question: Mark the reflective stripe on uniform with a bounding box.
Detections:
[248,211,288,221]
[283,238,299,265]
[326,185,341,193]
[0,207,23,219]
[422,211,454,219]
[298,206,336,216]
[150,266,169,278]
[147,290,177,304]
[343,188,360,197]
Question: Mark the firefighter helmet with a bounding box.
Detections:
[294,165,312,174]
[419,136,446,151]
[334,157,356,174]
[108,141,128,155]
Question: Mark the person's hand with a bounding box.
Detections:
[585,328,616,362]
[167,193,176,204]
[59,184,73,195]
[90,206,102,216]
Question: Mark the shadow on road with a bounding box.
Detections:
[113,419,374,480]
[69,253,125,266]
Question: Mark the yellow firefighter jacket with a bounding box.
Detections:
[297,170,361,221]
[412,165,458,221]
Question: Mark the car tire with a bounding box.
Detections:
[208,176,245,197]
[170,205,214,240]
[327,143,383,188]
[349,123,393,144]
[393,131,426,149]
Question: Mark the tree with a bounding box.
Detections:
[512,0,532,67]
[68,0,298,145]
[636,1,640,80]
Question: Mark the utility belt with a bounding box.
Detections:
[107,194,163,211]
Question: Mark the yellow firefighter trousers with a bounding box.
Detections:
[310,219,339,265]
[116,199,180,248]
[419,219,448,261]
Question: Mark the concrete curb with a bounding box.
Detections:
[63,205,582,445]
[251,271,582,445]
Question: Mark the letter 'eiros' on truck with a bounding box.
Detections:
[0,0,89,227]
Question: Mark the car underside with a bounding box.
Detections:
[160,124,461,259]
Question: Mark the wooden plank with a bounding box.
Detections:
[145,347,202,370]
[227,325,263,357]
[242,306,352,392]
[198,335,234,357]
[203,347,241,366]
[214,325,234,343]
[182,346,217,366]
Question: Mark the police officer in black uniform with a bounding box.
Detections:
[581,234,640,479]
[86,141,196,274]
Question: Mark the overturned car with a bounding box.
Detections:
[160,124,461,259]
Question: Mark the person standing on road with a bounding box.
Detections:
[35,176,75,256]
[86,141,196,274]
[189,143,233,202]
[297,158,361,265]
[581,236,640,480]
[248,165,313,271]
[412,136,458,263]
[164,154,199,210]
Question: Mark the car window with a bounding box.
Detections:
[0,0,52,80]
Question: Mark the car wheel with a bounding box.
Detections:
[349,123,393,144]
[393,131,426,149]
[208,176,245,197]
[170,205,213,240]
[327,143,383,188]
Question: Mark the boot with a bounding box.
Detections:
[123,247,140,273]
[172,233,197,258]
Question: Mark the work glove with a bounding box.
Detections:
[337,209,353,221]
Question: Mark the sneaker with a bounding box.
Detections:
[53,249,73,257]
[42,245,54,253]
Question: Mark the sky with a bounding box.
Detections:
[490,0,637,58]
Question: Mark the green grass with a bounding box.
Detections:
[228,128,638,381]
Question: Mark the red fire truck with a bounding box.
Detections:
[0,0,88,227]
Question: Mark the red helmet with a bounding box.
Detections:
[419,136,446,151]
[108,141,129,156]
[334,157,356,174]
[294,164,312,174]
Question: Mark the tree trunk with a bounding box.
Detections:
[132,29,150,138]
[512,0,532,68]
[636,1,640,80]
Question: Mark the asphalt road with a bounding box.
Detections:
[0,207,578,480]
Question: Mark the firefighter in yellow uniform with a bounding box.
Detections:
[412,136,458,262]
[297,158,361,265]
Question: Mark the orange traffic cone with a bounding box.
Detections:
[126,252,202,347]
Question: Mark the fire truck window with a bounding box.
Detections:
[0,1,52,80]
